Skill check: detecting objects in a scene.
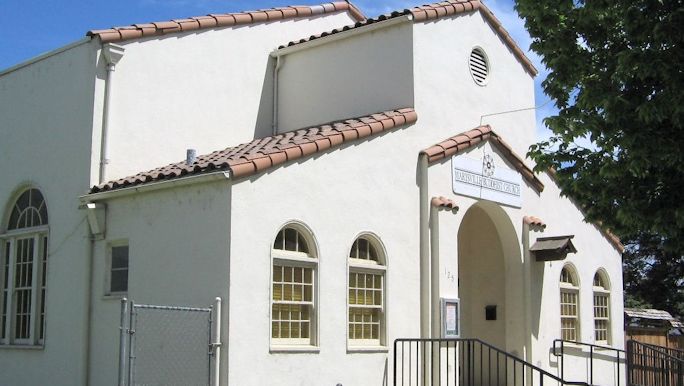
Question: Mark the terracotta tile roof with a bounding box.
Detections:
[523,215,546,229]
[277,0,537,76]
[421,125,545,192]
[87,1,366,43]
[90,108,417,193]
[431,196,459,212]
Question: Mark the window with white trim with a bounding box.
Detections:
[348,236,386,347]
[106,243,129,295]
[593,271,610,344]
[271,226,317,346]
[560,266,579,341]
[0,188,49,346]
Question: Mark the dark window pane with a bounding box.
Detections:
[297,233,309,254]
[29,189,44,210]
[111,270,128,293]
[8,208,19,230]
[16,191,30,211]
[284,228,297,251]
[111,246,129,269]
[39,204,48,225]
[274,230,284,250]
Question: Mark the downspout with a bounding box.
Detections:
[418,154,430,338]
[271,54,283,136]
[430,204,441,338]
[522,221,535,367]
[82,202,106,386]
[99,44,125,184]
[84,42,123,386]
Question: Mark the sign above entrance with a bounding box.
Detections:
[452,153,522,208]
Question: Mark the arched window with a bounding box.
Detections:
[560,265,579,341]
[593,271,611,344]
[348,235,386,347]
[1,188,49,346]
[270,224,317,347]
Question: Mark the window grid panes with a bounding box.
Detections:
[271,264,313,341]
[8,189,48,231]
[14,238,34,341]
[350,238,378,262]
[274,228,309,254]
[110,245,129,294]
[560,290,578,341]
[1,242,9,341]
[594,293,609,342]
[1,189,49,346]
[348,272,383,340]
[38,236,48,341]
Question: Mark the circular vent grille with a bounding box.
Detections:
[469,48,489,85]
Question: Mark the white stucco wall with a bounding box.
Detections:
[228,122,423,386]
[426,138,624,384]
[0,39,99,385]
[413,11,537,158]
[527,172,625,384]
[88,182,232,386]
[99,12,356,183]
[276,19,414,132]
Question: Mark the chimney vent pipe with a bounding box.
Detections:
[186,149,197,165]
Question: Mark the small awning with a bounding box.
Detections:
[530,235,577,261]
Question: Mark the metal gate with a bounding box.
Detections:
[118,298,222,386]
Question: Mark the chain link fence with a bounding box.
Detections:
[118,298,221,386]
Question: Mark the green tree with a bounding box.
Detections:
[514,0,684,315]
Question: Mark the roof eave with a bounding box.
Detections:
[272,14,412,57]
[81,171,231,203]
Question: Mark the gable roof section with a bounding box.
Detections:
[87,1,366,43]
[277,0,537,76]
[422,127,624,253]
[421,125,544,192]
[90,108,417,193]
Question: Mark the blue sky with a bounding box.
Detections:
[0,0,556,139]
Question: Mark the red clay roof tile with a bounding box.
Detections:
[91,108,416,193]
[87,2,366,43]
[431,196,459,212]
[421,125,544,192]
[523,215,546,229]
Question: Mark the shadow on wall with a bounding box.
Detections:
[254,55,275,140]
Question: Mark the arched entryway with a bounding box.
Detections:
[457,201,524,353]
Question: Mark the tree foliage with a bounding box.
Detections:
[515,0,684,315]
[515,0,684,251]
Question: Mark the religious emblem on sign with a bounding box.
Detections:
[482,154,495,177]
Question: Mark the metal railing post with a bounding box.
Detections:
[211,297,222,386]
[118,298,128,386]
[590,345,593,385]
[127,301,135,386]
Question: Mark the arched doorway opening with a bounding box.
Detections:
[457,201,524,353]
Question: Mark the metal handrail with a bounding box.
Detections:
[553,339,626,386]
[394,338,589,386]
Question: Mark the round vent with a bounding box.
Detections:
[469,48,489,86]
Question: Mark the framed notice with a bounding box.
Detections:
[441,298,460,338]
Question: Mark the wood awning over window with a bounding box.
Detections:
[530,235,577,261]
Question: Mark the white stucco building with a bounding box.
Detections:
[0,1,626,385]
